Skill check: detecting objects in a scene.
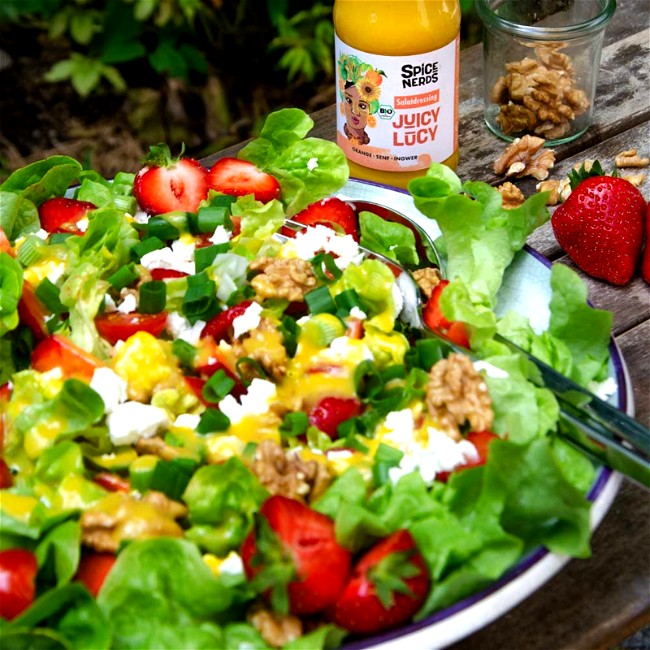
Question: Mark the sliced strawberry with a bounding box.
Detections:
[308,396,363,439]
[38,197,96,234]
[207,158,280,204]
[327,529,430,635]
[134,144,209,215]
[150,268,189,281]
[241,495,352,616]
[0,227,15,256]
[282,197,359,241]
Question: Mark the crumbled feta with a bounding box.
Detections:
[107,401,169,445]
[209,225,231,245]
[307,157,319,171]
[232,301,263,339]
[34,229,49,240]
[282,224,363,270]
[90,367,128,413]
[166,312,205,345]
[349,306,367,320]
[319,336,373,364]
[218,551,244,575]
[473,360,509,379]
[132,210,149,224]
[76,217,89,233]
[140,238,196,275]
[116,293,137,314]
[380,408,479,485]
[174,413,201,430]
[104,294,117,313]
[218,378,276,425]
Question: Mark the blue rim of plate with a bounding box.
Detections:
[335,177,629,650]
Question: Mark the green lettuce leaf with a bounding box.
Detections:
[0,251,23,336]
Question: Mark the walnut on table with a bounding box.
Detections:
[497,181,526,209]
[493,135,555,181]
[615,149,650,169]
[426,353,494,440]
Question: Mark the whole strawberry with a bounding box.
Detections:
[642,202,650,285]
[551,167,646,285]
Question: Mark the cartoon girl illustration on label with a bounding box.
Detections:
[337,54,384,146]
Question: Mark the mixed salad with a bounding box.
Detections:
[0,108,616,649]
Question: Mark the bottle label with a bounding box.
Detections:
[335,34,459,172]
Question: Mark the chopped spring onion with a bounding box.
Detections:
[197,408,230,434]
[143,217,180,241]
[139,280,166,314]
[311,253,342,283]
[196,206,232,234]
[372,443,404,487]
[171,339,197,368]
[194,243,229,273]
[300,313,344,347]
[131,236,165,262]
[279,411,310,438]
[107,263,139,291]
[202,369,236,403]
[16,235,46,267]
[305,285,336,315]
[334,288,364,313]
[182,272,217,322]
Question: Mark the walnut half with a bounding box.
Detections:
[494,135,555,181]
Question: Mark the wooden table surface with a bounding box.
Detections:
[204,3,650,648]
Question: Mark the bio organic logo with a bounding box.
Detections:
[378,105,395,119]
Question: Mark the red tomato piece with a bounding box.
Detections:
[31,335,104,381]
[95,311,168,345]
[149,268,188,281]
[38,197,96,235]
[200,300,253,341]
[0,458,12,489]
[308,396,363,439]
[0,548,38,621]
[421,280,470,348]
[327,529,430,635]
[281,197,359,241]
[435,430,499,483]
[18,281,51,341]
[207,158,281,204]
[241,495,352,616]
[74,552,116,598]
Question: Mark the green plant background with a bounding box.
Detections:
[0,0,482,179]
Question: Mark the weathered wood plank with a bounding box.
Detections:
[618,320,650,427]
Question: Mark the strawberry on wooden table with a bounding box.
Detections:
[207,158,280,204]
[38,197,97,235]
[551,164,647,286]
[134,144,209,215]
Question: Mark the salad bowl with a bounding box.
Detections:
[0,112,634,649]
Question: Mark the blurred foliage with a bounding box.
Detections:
[0,0,481,175]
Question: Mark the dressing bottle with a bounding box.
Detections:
[333,0,461,189]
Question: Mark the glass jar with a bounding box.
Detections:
[475,0,616,145]
[333,0,461,190]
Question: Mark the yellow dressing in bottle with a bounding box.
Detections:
[333,0,461,189]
